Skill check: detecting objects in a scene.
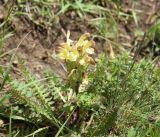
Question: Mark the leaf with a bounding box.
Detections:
[127,127,137,137]
[90,108,118,137]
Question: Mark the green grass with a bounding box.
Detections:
[0,52,159,136]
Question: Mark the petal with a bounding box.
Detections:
[66,31,71,45]
[66,31,70,40]
[69,52,78,61]
[63,43,72,50]
[86,48,94,54]
[82,41,95,54]
[79,58,86,65]
[58,53,66,60]
[76,33,90,47]
[83,40,95,48]
[87,56,96,65]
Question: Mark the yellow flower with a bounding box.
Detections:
[58,43,71,60]
[79,55,95,66]
[58,32,95,65]
[76,35,95,55]
[86,47,94,54]
[68,47,79,61]
[83,40,95,53]
[58,43,79,62]
[76,33,90,47]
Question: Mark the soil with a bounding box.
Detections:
[1,0,160,79]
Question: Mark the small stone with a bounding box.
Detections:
[12,60,18,67]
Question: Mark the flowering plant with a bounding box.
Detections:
[58,31,95,94]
